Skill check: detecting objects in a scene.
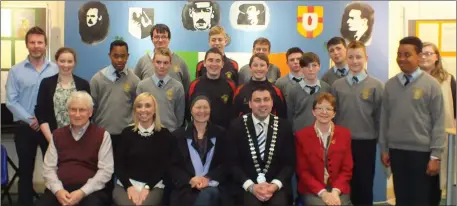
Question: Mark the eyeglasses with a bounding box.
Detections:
[421,52,436,57]
[153,36,169,40]
[314,107,334,112]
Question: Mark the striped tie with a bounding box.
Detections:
[257,122,266,160]
[352,76,359,84]
[158,80,164,88]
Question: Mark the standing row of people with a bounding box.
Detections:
[5,23,455,206]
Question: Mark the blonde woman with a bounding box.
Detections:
[420,42,456,206]
[113,92,174,206]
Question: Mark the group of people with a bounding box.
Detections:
[5,23,455,206]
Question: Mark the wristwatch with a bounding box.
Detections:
[144,185,150,190]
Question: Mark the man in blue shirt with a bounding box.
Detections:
[5,26,58,206]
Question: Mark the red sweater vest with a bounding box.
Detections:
[53,124,105,186]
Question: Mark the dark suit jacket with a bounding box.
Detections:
[170,122,227,189]
[227,114,296,193]
[35,74,90,132]
[295,124,353,195]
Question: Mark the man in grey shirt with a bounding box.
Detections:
[134,24,191,94]
[136,48,185,132]
[379,36,445,206]
[275,47,304,110]
[321,37,349,86]
[238,37,281,85]
[37,91,113,206]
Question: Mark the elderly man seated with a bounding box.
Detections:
[36,91,114,206]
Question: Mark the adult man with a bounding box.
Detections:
[331,41,383,205]
[134,24,191,94]
[321,37,349,86]
[36,91,114,206]
[228,85,295,205]
[182,1,220,31]
[238,38,281,85]
[90,40,140,150]
[5,26,58,206]
[196,26,239,85]
[78,1,109,45]
[237,4,266,26]
[340,2,375,45]
[379,36,445,206]
[137,48,185,132]
[188,48,236,128]
[288,52,330,132]
[274,47,304,108]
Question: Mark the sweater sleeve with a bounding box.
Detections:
[451,75,456,118]
[378,87,390,153]
[115,129,133,189]
[429,84,446,158]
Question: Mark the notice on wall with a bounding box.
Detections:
[441,23,456,53]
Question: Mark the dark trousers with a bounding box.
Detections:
[14,124,48,205]
[35,185,110,206]
[350,139,377,206]
[430,174,442,206]
[390,149,432,206]
[108,133,122,204]
[243,189,288,206]
[194,187,221,206]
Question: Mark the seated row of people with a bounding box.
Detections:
[35,88,354,206]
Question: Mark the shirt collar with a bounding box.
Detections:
[397,67,422,81]
[70,121,90,136]
[108,64,128,76]
[152,74,171,86]
[251,114,270,127]
[138,123,155,133]
[24,56,50,70]
[332,65,349,75]
[299,79,321,89]
[288,72,304,81]
[347,70,368,85]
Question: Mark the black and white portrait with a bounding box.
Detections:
[340,2,374,45]
[230,1,270,31]
[78,1,110,45]
[182,1,220,31]
[128,7,154,39]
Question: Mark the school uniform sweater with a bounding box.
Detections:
[288,81,330,132]
[379,72,445,158]
[275,74,302,111]
[134,53,191,94]
[136,76,185,132]
[331,75,384,140]
[90,68,140,135]
[321,68,344,86]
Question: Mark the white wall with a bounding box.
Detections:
[1,1,65,192]
[388,1,456,78]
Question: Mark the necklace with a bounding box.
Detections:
[137,129,153,137]
[243,114,279,184]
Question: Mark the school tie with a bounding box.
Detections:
[257,122,266,160]
[158,80,164,88]
[337,68,347,77]
[306,85,317,95]
[404,74,412,86]
[292,77,302,83]
[352,76,359,85]
[114,71,122,81]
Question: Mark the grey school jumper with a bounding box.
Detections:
[331,75,384,140]
[275,73,301,108]
[321,68,344,86]
[136,76,185,132]
[238,64,281,85]
[379,72,445,158]
[134,53,191,94]
[90,68,140,135]
[288,81,331,132]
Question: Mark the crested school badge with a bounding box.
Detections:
[123,83,131,93]
[221,94,229,104]
[167,89,174,100]
[225,72,232,79]
[413,88,424,100]
[361,88,371,100]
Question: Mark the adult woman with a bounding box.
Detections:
[420,42,456,206]
[295,93,353,206]
[35,47,90,142]
[169,96,227,206]
[113,92,174,206]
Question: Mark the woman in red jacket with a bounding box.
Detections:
[295,92,353,206]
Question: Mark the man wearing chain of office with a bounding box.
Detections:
[227,84,296,205]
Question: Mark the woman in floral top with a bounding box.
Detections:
[35,47,90,142]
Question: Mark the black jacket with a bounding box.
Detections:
[35,74,90,132]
